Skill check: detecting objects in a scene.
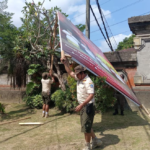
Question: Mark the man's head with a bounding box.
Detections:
[42,72,48,79]
[74,65,86,80]
[120,74,125,79]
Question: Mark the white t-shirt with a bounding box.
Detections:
[75,75,95,104]
[41,79,53,93]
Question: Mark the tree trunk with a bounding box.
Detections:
[53,56,66,91]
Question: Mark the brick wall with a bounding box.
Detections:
[125,68,137,88]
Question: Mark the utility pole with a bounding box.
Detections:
[86,0,90,39]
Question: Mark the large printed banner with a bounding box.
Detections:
[57,11,141,106]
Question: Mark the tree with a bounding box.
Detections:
[0,14,18,60]
[116,35,135,51]
[0,0,13,16]
[14,0,85,91]
[14,0,67,91]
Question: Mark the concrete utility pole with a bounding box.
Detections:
[86,0,90,39]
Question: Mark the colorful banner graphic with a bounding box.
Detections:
[57,11,140,106]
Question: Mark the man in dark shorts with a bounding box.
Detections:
[41,72,54,118]
[113,74,126,116]
[61,57,102,150]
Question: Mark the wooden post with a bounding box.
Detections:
[61,49,65,58]
[51,14,58,71]
[19,122,44,125]
[140,104,150,117]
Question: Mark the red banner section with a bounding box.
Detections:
[57,11,140,106]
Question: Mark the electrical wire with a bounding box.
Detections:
[93,30,130,42]
[95,0,114,51]
[90,11,150,34]
[90,0,145,23]
[90,4,112,50]
[70,0,111,20]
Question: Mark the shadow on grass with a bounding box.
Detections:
[93,134,120,150]
[0,107,36,121]
[93,109,150,148]
[94,110,150,134]
[0,113,70,144]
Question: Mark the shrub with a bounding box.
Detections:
[23,63,44,108]
[23,94,43,109]
[91,76,116,112]
[51,75,78,113]
[51,87,78,113]
[0,103,5,114]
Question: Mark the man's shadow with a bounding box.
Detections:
[92,107,150,149]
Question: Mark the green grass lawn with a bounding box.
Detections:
[0,103,150,150]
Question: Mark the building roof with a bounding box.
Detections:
[128,14,150,23]
[104,48,137,62]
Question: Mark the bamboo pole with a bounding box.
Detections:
[140,104,150,117]
[51,15,58,71]
[61,49,65,58]
[19,122,44,126]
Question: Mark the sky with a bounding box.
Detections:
[2,0,150,52]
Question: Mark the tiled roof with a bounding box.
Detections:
[104,48,137,62]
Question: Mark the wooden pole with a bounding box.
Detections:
[51,15,58,71]
[61,49,65,58]
[140,104,150,117]
[19,122,44,125]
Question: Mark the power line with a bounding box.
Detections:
[90,4,112,51]
[92,16,150,42]
[102,13,118,48]
[90,10,150,34]
[90,0,145,23]
[95,0,114,51]
[70,0,111,20]
[92,30,130,42]
[91,19,127,33]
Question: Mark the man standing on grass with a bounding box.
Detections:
[61,57,102,150]
[113,74,126,116]
[41,71,54,118]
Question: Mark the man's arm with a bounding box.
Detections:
[49,70,55,83]
[75,94,94,112]
[61,57,75,78]
[51,76,55,83]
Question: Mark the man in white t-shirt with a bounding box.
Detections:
[61,57,102,150]
[41,72,54,118]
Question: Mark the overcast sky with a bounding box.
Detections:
[2,0,150,52]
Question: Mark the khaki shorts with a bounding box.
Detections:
[80,104,95,133]
[42,92,50,105]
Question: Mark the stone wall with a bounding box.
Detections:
[0,88,25,103]
[0,74,11,86]
[136,39,150,83]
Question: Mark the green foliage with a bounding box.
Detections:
[27,64,41,75]
[116,35,135,51]
[91,76,116,112]
[76,24,86,32]
[26,82,39,95]
[51,75,78,113]
[0,13,19,61]
[51,87,78,113]
[0,103,5,114]
[23,63,45,108]
[23,94,43,109]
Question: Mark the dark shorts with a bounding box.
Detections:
[80,103,95,133]
[42,92,50,105]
